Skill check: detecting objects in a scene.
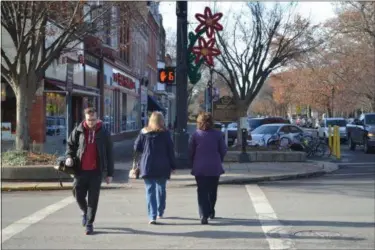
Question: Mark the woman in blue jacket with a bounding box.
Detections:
[134,111,176,224]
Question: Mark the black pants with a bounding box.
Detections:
[73,171,102,225]
[195,176,219,218]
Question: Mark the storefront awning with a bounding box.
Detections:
[148,95,165,113]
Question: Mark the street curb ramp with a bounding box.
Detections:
[224,151,307,162]
[180,161,339,187]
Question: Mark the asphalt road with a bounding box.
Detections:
[2,160,374,249]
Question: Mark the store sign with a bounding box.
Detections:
[66,61,74,93]
[113,72,135,89]
[84,53,100,69]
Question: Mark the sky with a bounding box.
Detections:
[159,1,337,33]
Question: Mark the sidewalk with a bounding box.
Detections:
[1,161,338,191]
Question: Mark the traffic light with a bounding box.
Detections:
[158,67,175,84]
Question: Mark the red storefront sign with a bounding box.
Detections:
[112,72,135,89]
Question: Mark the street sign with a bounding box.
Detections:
[158,67,175,84]
[66,61,74,93]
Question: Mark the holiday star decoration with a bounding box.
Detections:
[195,7,223,38]
[188,6,223,85]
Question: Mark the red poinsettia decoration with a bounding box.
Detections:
[192,37,221,66]
[195,7,223,38]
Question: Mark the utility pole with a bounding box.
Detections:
[174,1,189,168]
[205,67,214,113]
[331,86,335,118]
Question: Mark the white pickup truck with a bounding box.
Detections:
[317,118,347,142]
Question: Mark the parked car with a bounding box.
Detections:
[225,122,238,146]
[249,124,304,146]
[317,118,347,142]
[248,117,290,133]
[346,113,375,153]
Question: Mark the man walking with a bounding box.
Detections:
[65,107,114,235]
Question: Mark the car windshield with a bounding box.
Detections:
[365,114,375,125]
[326,120,347,127]
[251,125,280,135]
[214,123,222,129]
[248,119,263,129]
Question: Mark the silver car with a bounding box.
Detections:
[249,124,304,146]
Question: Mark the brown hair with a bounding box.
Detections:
[145,111,166,132]
[197,112,214,131]
[84,107,96,115]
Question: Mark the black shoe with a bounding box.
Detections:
[209,210,215,219]
[85,224,94,235]
[82,214,87,227]
[201,217,208,225]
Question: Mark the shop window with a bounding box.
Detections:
[45,93,66,137]
[104,88,115,134]
[126,95,140,131]
[85,65,98,88]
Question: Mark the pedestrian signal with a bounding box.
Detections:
[158,67,175,84]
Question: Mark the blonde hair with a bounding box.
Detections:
[145,111,166,132]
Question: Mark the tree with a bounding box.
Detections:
[213,2,321,144]
[1,1,143,150]
[293,4,375,114]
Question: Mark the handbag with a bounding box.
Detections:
[128,151,140,179]
[53,156,77,187]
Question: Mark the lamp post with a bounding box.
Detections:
[174,1,189,168]
[206,66,214,113]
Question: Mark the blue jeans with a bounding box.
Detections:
[144,178,167,220]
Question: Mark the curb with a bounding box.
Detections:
[1,184,133,192]
[1,161,339,191]
[178,161,339,187]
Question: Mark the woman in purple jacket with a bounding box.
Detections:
[189,112,228,224]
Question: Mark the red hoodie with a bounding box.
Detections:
[81,120,102,171]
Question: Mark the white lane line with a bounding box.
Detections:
[2,196,74,243]
[246,185,295,250]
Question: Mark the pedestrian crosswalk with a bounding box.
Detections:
[2,180,374,250]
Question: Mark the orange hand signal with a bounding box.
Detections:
[160,71,167,82]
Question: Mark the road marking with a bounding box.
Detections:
[1,196,74,243]
[338,162,375,166]
[246,185,295,250]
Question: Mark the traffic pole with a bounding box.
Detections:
[174,1,190,168]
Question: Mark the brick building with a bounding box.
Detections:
[1,1,159,151]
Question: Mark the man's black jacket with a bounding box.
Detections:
[66,122,114,177]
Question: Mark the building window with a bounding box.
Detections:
[104,88,115,134]
[120,19,130,64]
